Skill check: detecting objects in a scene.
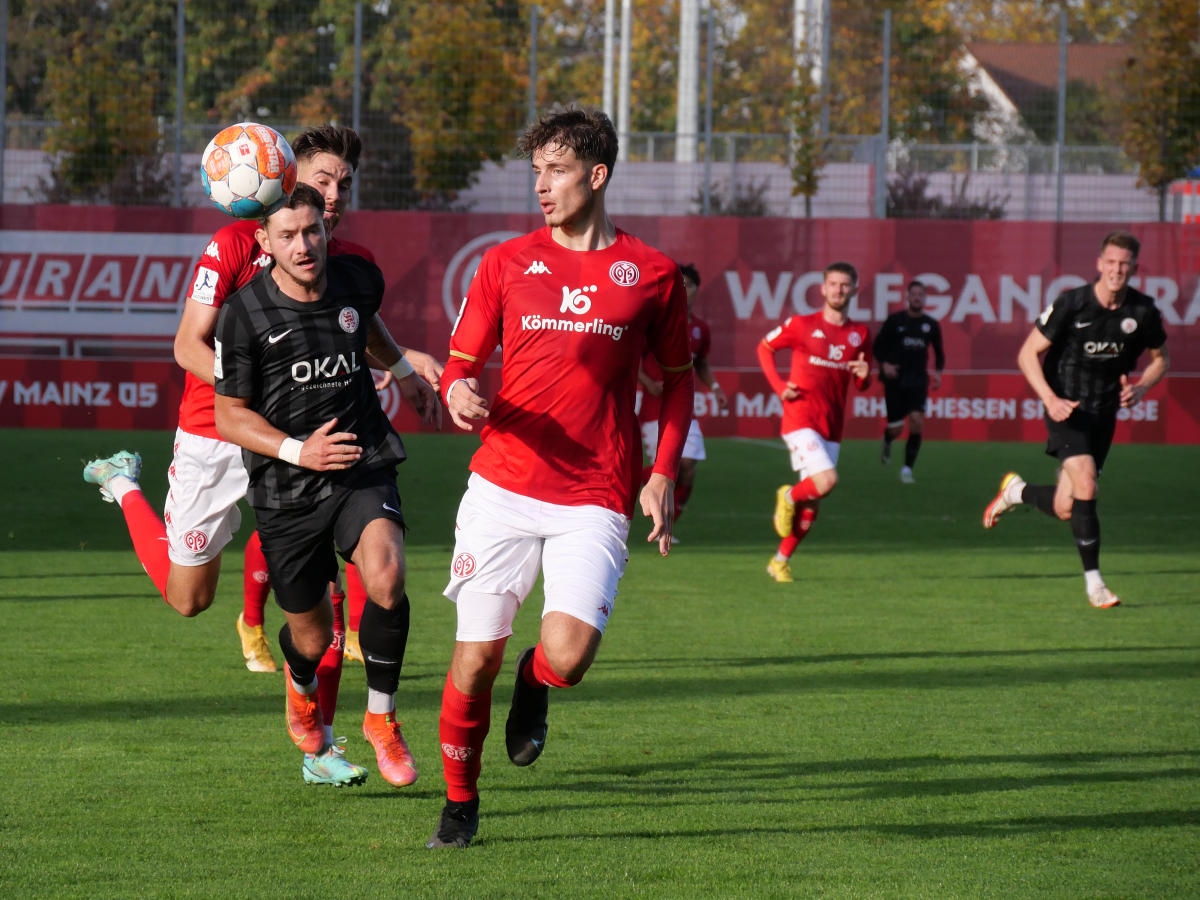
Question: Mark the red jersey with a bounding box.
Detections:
[640,311,712,423]
[442,227,694,516]
[177,220,374,438]
[757,311,872,441]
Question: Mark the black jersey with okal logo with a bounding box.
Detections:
[872,311,945,387]
[1036,284,1166,416]
[214,254,406,510]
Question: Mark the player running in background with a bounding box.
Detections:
[637,262,727,537]
[757,262,872,584]
[873,279,944,483]
[82,126,442,784]
[214,184,439,788]
[982,231,1168,609]
[426,106,693,849]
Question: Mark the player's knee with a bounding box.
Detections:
[812,469,838,496]
[165,586,215,617]
[539,639,595,686]
[361,561,407,608]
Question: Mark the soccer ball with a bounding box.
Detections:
[200,122,298,219]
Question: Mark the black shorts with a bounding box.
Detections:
[884,381,927,424]
[1044,409,1116,472]
[254,466,405,614]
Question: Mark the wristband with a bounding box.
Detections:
[445,378,469,404]
[389,356,415,379]
[278,437,303,466]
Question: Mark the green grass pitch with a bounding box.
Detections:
[2,429,1198,898]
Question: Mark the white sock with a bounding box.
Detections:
[292,676,317,695]
[1005,478,1025,505]
[367,689,394,715]
[1084,570,1104,594]
[108,475,137,506]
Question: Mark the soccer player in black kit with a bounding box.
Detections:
[983,231,1169,609]
[873,279,945,483]
[214,183,441,784]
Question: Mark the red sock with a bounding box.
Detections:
[117,489,170,601]
[796,504,819,541]
[789,477,824,504]
[242,530,270,628]
[673,481,692,522]
[345,563,366,633]
[776,505,819,559]
[316,587,346,728]
[528,642,578,688]
[438,672,491,802]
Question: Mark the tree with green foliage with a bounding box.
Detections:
[40,36,169,203]
[1117,0,1200,219]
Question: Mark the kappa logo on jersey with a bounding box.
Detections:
[524,260,552,275]
[204,241,220,260]
[338,307,360,333]
[812,328,826,339]
[609,261,640,286]
[560,284,597,315]
[191,266,220,305]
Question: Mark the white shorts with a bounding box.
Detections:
[443,473,631,642]
[782,428,839,480]
[164,429,248,566]
[641,419,706,462]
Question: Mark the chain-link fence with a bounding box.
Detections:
[1,1,1192,222]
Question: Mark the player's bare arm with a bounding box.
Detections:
[398,347,444,391]
[694,356,727,409]
[638,367,664,396]
[445,378,490,432]
[1017,328,1077,422]
[639,473,675,557]
[214,395,362,471]
[365,315,442,427]
[173,298,221,384]
[1120,344,1169,407]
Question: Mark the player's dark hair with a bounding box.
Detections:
[678,262,701,287]
[825,261,858,284]
[907,279,925,292]
[517,106,618,184]
[1101,230,1140,260]
[291,125,363,172]
[260,182,324,226]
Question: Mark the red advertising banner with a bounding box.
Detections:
[2,205,1196,442]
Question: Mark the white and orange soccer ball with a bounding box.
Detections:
[200,122,298,218]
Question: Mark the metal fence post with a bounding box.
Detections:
[1055,8,1067,223]
[874,9,891,219]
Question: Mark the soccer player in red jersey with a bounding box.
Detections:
[83,127,442,784]
[756,261,872,584]
[638,262,728,536]
[425,107,694,849]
